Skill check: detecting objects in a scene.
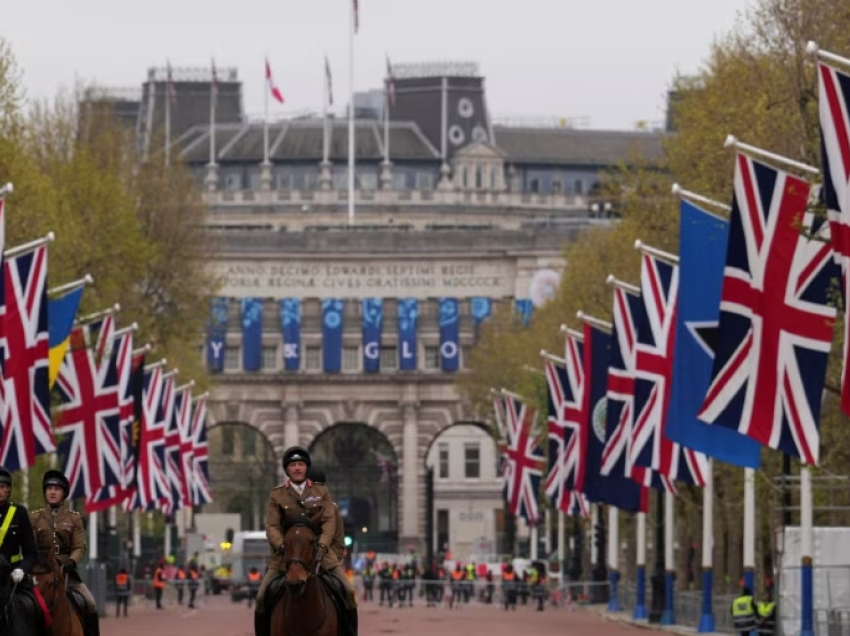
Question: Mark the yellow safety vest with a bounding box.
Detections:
[0,505,22,564]
[732,595,754,617]
[758,601,776,617]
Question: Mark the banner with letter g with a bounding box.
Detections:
[439,297,460,372]
[362,298,383,373]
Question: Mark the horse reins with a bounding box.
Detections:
[281,527,329,636]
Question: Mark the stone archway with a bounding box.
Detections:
[308,423,400,553]
[207,421,278,531]
[422,421,504,565]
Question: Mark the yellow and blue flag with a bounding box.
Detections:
[48,287,84,387]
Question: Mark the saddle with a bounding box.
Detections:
[11,585,52,636]
[265,571,355,636]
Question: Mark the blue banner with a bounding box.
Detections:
[667,200,761,468]
[280,299,301,372]
[581,324,644,513]
[322,299,344,373]
[439,298,460,372]
[241,298,263,371]
[207,297,228,373]
[398,298,418,371]
[362,298,383,373]
[514,298,533,326]
[471,297,492,327]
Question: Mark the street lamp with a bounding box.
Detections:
[590,201,613,218]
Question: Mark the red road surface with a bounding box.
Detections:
[102,594,678,636]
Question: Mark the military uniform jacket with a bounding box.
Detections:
[266,480,338,571]
[0,501,38,573]
[30,505,86,577]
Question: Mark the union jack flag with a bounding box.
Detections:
[189,394,212,505]
[630,253,708,485]
[0,246,54,470]
[502,395,544,523]
[603,287,674,494]
[118,351,145,511]
[164,387,190,513]
[178,391,195,508]
[698,154,836,465]
[131,367,166,511]
[817,60,850,416]
[84,331,135,512]
[549,336,585,501]
[544,361,569,509]
[155,374,176,511]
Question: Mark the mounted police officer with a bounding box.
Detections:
[30,470,99,636]
[0,466,38,581]
[255,447,355,636]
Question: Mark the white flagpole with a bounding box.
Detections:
[634,512,647,619]
[264,61,270,166]
[323,56,330,165]
[347,0,356,226]
[661,491,675,624]
[800,466,814,636]
[698,459,715,632]
[209,62,216,166]
[165,64,171,167]
[607,505,621,611]
[743,468,756,591]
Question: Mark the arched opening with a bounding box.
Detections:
[308,423,399,553]
[206,422,278,532]
[423,421,506,566]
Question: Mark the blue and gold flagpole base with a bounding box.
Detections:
[800,557,814,636]
[607,570,622,612]
[698,568,715,633]
[660,570,675,625]
[633,565,647,620]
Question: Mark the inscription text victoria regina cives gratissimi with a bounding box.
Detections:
[216,259,517,298]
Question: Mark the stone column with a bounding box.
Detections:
[401,403,420,549]
[380,160,393,190]
[260,162,273,191]
[281,403,300,482]
[319,161,333,190]
[204,163,219,192]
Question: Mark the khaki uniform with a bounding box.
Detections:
[256,480,356,612]
[30,506,97,613]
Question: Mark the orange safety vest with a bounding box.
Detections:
[189,570,200,581]
[177,570,186,581]
[248,572,261,582]
[115,573,130,590]
[503,572,515,581]
[153,568,166,589]
[392,570,399,580]
[452,570,463,581]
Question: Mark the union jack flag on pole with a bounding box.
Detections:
[0,244,55,470]
[189,393,212,505]
[630,250,708,485]
[817,56,850,416]
[544,360,570,510]
[502,394,544,524]
[698,152,836,465]
[164,385,192,513]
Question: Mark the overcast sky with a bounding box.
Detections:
[4,0,751,130]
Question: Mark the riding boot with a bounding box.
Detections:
[347,609,359,636]
[87,612,101,636]
[254,611,270,636]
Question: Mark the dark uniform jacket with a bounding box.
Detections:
[266,479,337,570]
[30,505,86,580]
[0,501,38,573]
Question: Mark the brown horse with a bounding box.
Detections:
[271,513,338,636]
[30,550,84,636]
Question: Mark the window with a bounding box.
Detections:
[240,427,256,457]
[224,171,243,191]
[359,172,378,191]
[416,173,433,190]
[276,173,293,190]
[342,346,359,372]
[221,427,235,456]
[552,179,563,194]
[305,346,321,371]
[438,443,449,479]
[464,443,480,479]
[529,178,540,193]
[381,346,398,370]
[262,346,277,370]
[437,510,450,554]
[574,179,584,195]
[475,165,483,190]
[393,173,407,190]
[225,346,239,371]
[332,172,348,190]
[303,172,318,190]
[424,345,440,370]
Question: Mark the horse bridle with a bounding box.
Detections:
[282,524,320,576]
[31,557,75,636]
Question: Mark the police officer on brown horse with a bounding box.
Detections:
[30,470,99,636]
[255,446,358,636]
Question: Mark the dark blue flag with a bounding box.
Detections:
[514,298,533,326]
[667,200,761,468]
[581,324,645,513]
[362,298,383,373]
[241,298,263,372]
[471,297,492,327]
[398,298,418,371]
[280,299,301,372]
[322,299,344,373]
[439,298,460,372]
[207,297,228,373]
